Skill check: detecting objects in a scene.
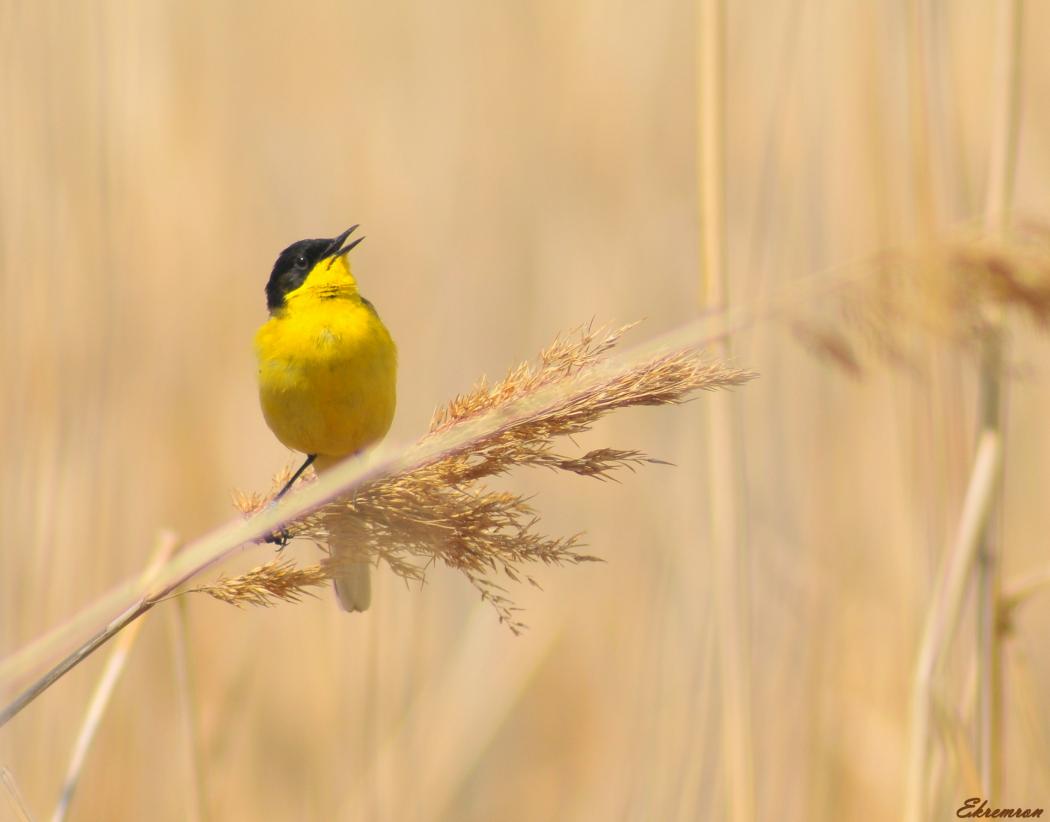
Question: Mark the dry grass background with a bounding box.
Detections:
[2,1,1050,820]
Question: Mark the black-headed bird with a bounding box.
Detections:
[255,226,396,612]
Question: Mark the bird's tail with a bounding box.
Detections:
[332,562,371,613]
[313,454,372,613]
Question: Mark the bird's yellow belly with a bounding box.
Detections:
[255,301,397,458]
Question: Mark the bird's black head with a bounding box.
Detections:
[265,225,365,312]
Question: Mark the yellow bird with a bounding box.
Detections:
[255,226,397,612]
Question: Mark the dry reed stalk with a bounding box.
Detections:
[1,530,187,726]
[168,600,207,822]
[698,1,755,820]
[0,319,756,728]
[225,323,755,633]
[51,533,179,822]
[904,432,1003,822]
[974,0,1024,801]
[898,2,1030,811]
[907,0,942,237]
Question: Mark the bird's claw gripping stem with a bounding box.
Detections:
[265,527,291,549]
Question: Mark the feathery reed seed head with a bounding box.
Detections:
[796,227,1050,375]
[222,322,756,630]
[189,558,331,608]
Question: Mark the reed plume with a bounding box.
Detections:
[795,226,1050,375]
[188,558,331,608]
[222,322,756,631]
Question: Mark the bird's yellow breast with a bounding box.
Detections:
[255,267,397,459]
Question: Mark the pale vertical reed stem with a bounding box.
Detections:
[698,1,754,820]
[672,617,717,820]
[976,0,1023,800]
[169,598,207,822]
[917,0,958,218]
[907,0,941,237]
[51,533,179,822]
[904,432,1003,822]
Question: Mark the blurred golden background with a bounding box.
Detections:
[2,1,1050,820]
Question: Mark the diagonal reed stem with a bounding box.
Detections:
[50,533,179,822]
[0,315,760,728]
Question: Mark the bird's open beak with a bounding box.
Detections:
[323,225,365,267]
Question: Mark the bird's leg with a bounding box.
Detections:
[274,454,317,501]
[265,454,317,548]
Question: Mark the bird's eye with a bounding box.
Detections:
[294,254,308,269]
